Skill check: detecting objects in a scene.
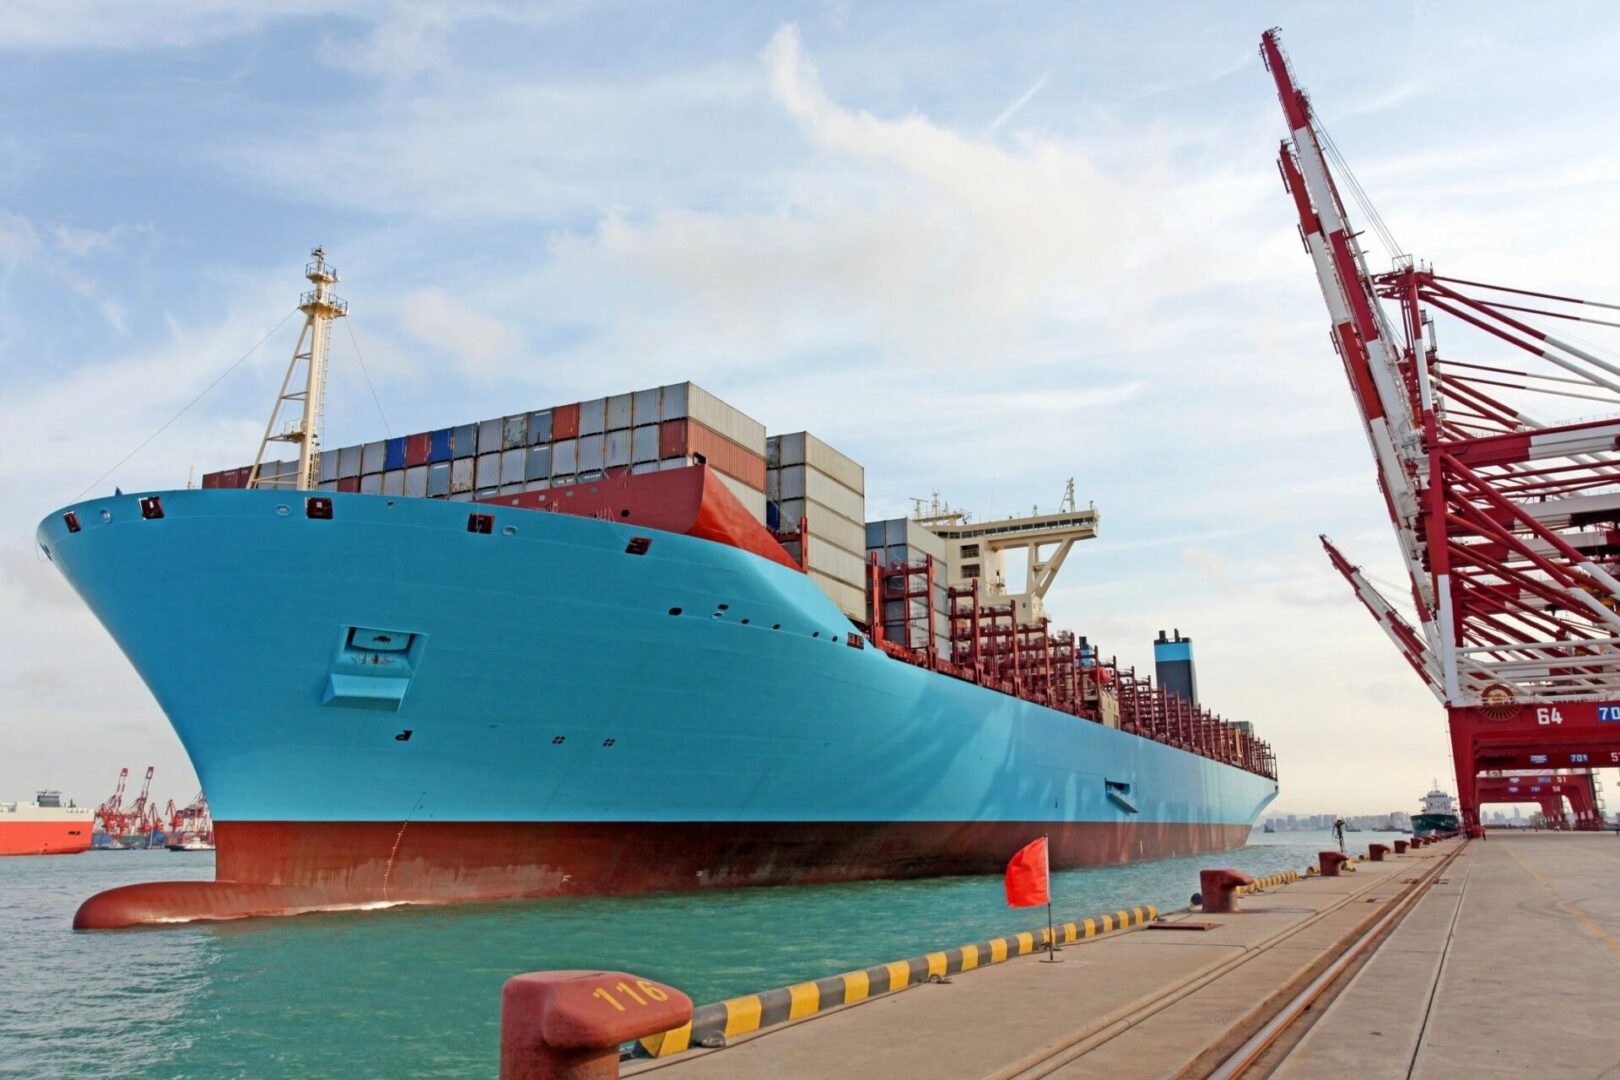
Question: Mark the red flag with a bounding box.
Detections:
[1004,836,1050,907]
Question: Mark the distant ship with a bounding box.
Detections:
[0,792,93,857]
[1412,783,1460,837]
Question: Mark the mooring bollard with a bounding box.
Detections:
[1197,868,1255,914]
[500,970,692,1080]
[1367,843,1390,862]
[1393,839,1409,854]
[1318,850,1351,877]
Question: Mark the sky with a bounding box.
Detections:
[4,1,1620,818]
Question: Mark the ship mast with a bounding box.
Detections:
[248,248,348,490]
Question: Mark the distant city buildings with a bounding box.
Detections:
[1263,811,1412,832]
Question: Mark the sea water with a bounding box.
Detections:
[1,832,1340,1078]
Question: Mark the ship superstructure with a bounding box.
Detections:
[41,252,1277,928]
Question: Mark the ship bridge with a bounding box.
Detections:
[914,484,1099,625]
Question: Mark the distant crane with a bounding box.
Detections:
[94,767,129,838]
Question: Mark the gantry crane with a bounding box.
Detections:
[1263,29,1620,834]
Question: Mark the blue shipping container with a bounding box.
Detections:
[384,436,408,471]
[451,424,478,459]
[428,428,453,464]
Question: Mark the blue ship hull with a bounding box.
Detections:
[39,489,1277,926]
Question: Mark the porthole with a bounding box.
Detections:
[668,607,682,616]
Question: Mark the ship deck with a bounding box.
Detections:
[623,833,1620,1079]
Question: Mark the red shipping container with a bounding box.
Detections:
[405,432,431,466]
[232,467,252,488]
[552,402,581,440]
[659,419,765,490]
[337,476,360,493]
[201,471,223,489]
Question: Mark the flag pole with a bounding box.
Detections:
[1041,833,1061,963]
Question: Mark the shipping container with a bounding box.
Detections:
[659,382,688,422]
[429,428,453,464]
[688,383,766,452]
[774,497,866,555]
[578,398,606,436]
[338,445,363,479]
[715,470,767,524]
[578,433,604,473]
[318,451,339,484]
[499,482,523,495]
[658,419,766,490]
[360,473,382,494]
[318,479,338,492]
[771,465,863,524]
[452,423,478,459]
[362,441,386,476]
[524,479,547,492]
[552,403,580,440]
[525,445,552,482]
[337,476,360,493]
[404,465,428,498]
[500,448,525,486]
[502,414,527,450]
[449,491,473,503]
[604,429,631,468]
[384,436,408,472]
[476,488,498,500]
[427,461,451,497]
[767,432,864,493]
[451,457,475,494]
[631,424,659,463]
[606,393,632,431]
[658,457,686,471]
[801,539,867,588]
[382,470,405,496]
[406,432,431,466]
[870,517,946,562]
[475,452,501,489]
[632,386,660,422]
[807,569,866,621]
[554,439,578,474]
[551,473,577,487]
[201,471,222,489]
[631,461,659,475]
[526,411,552,446]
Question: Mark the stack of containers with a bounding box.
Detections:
[864,518,950,655]
[199,382,771,521]
[766,433,867,621]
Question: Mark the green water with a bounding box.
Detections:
[3,833,1336,1078]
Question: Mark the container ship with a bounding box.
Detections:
[40,252,1278,928]
[1,792,93,857]
[1411,785,1460,837]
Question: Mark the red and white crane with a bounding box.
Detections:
[1263,28,1620,833]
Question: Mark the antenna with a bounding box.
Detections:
[248,248,348,491]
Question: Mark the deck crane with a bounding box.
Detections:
[1263,29,1620,834]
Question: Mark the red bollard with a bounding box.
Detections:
[1318,851,1351,876]
[500,970,693,1080]
[1393,839,1409,854]
[1368,843,1390,862]
[1199,868,1256,913]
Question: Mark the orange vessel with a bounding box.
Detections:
[0,792,93,856]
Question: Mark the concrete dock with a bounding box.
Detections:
[622,835,1620,1079]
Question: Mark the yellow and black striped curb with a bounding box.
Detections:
[1236,870,1300,895]
[636,904,1159,1058]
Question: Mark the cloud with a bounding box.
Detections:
[397,287,521,379]
[988,74,1050,134]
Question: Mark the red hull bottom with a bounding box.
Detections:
[74,819,1251,929]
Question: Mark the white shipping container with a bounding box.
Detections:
[451,457,476,493]
[502,414,527,450]
[631,461,659,475]
[871,517,945,561]
[550,473,577,487]
[318,479,339,492]
[604,429,631,468]
[500,448,526,485]
[768,432,864,493]
[658,382,688,421]
[632,386,660,422]
[772,465,864,524]
[428,461,451,497]
[318,452,339,483]
[715,470,766,524]
[658,457,687,471]
[578,398,607,435]
[337,444,362,478]
[360,473,382,494]
[808,569,866,621]
[478,418,503,452]
[475,452,501,489]
[606,393,632,431]
[382,470,405,495]
[499,483,523,495]
[361,441,386,475]
[524,479,548,492]
[631,424,659,463]
[804,539,868,588]
[404,466,429,498]
[578,433,605,472]
[688,383,766,452]
[776,497,866,555]
[554,439,578,474]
